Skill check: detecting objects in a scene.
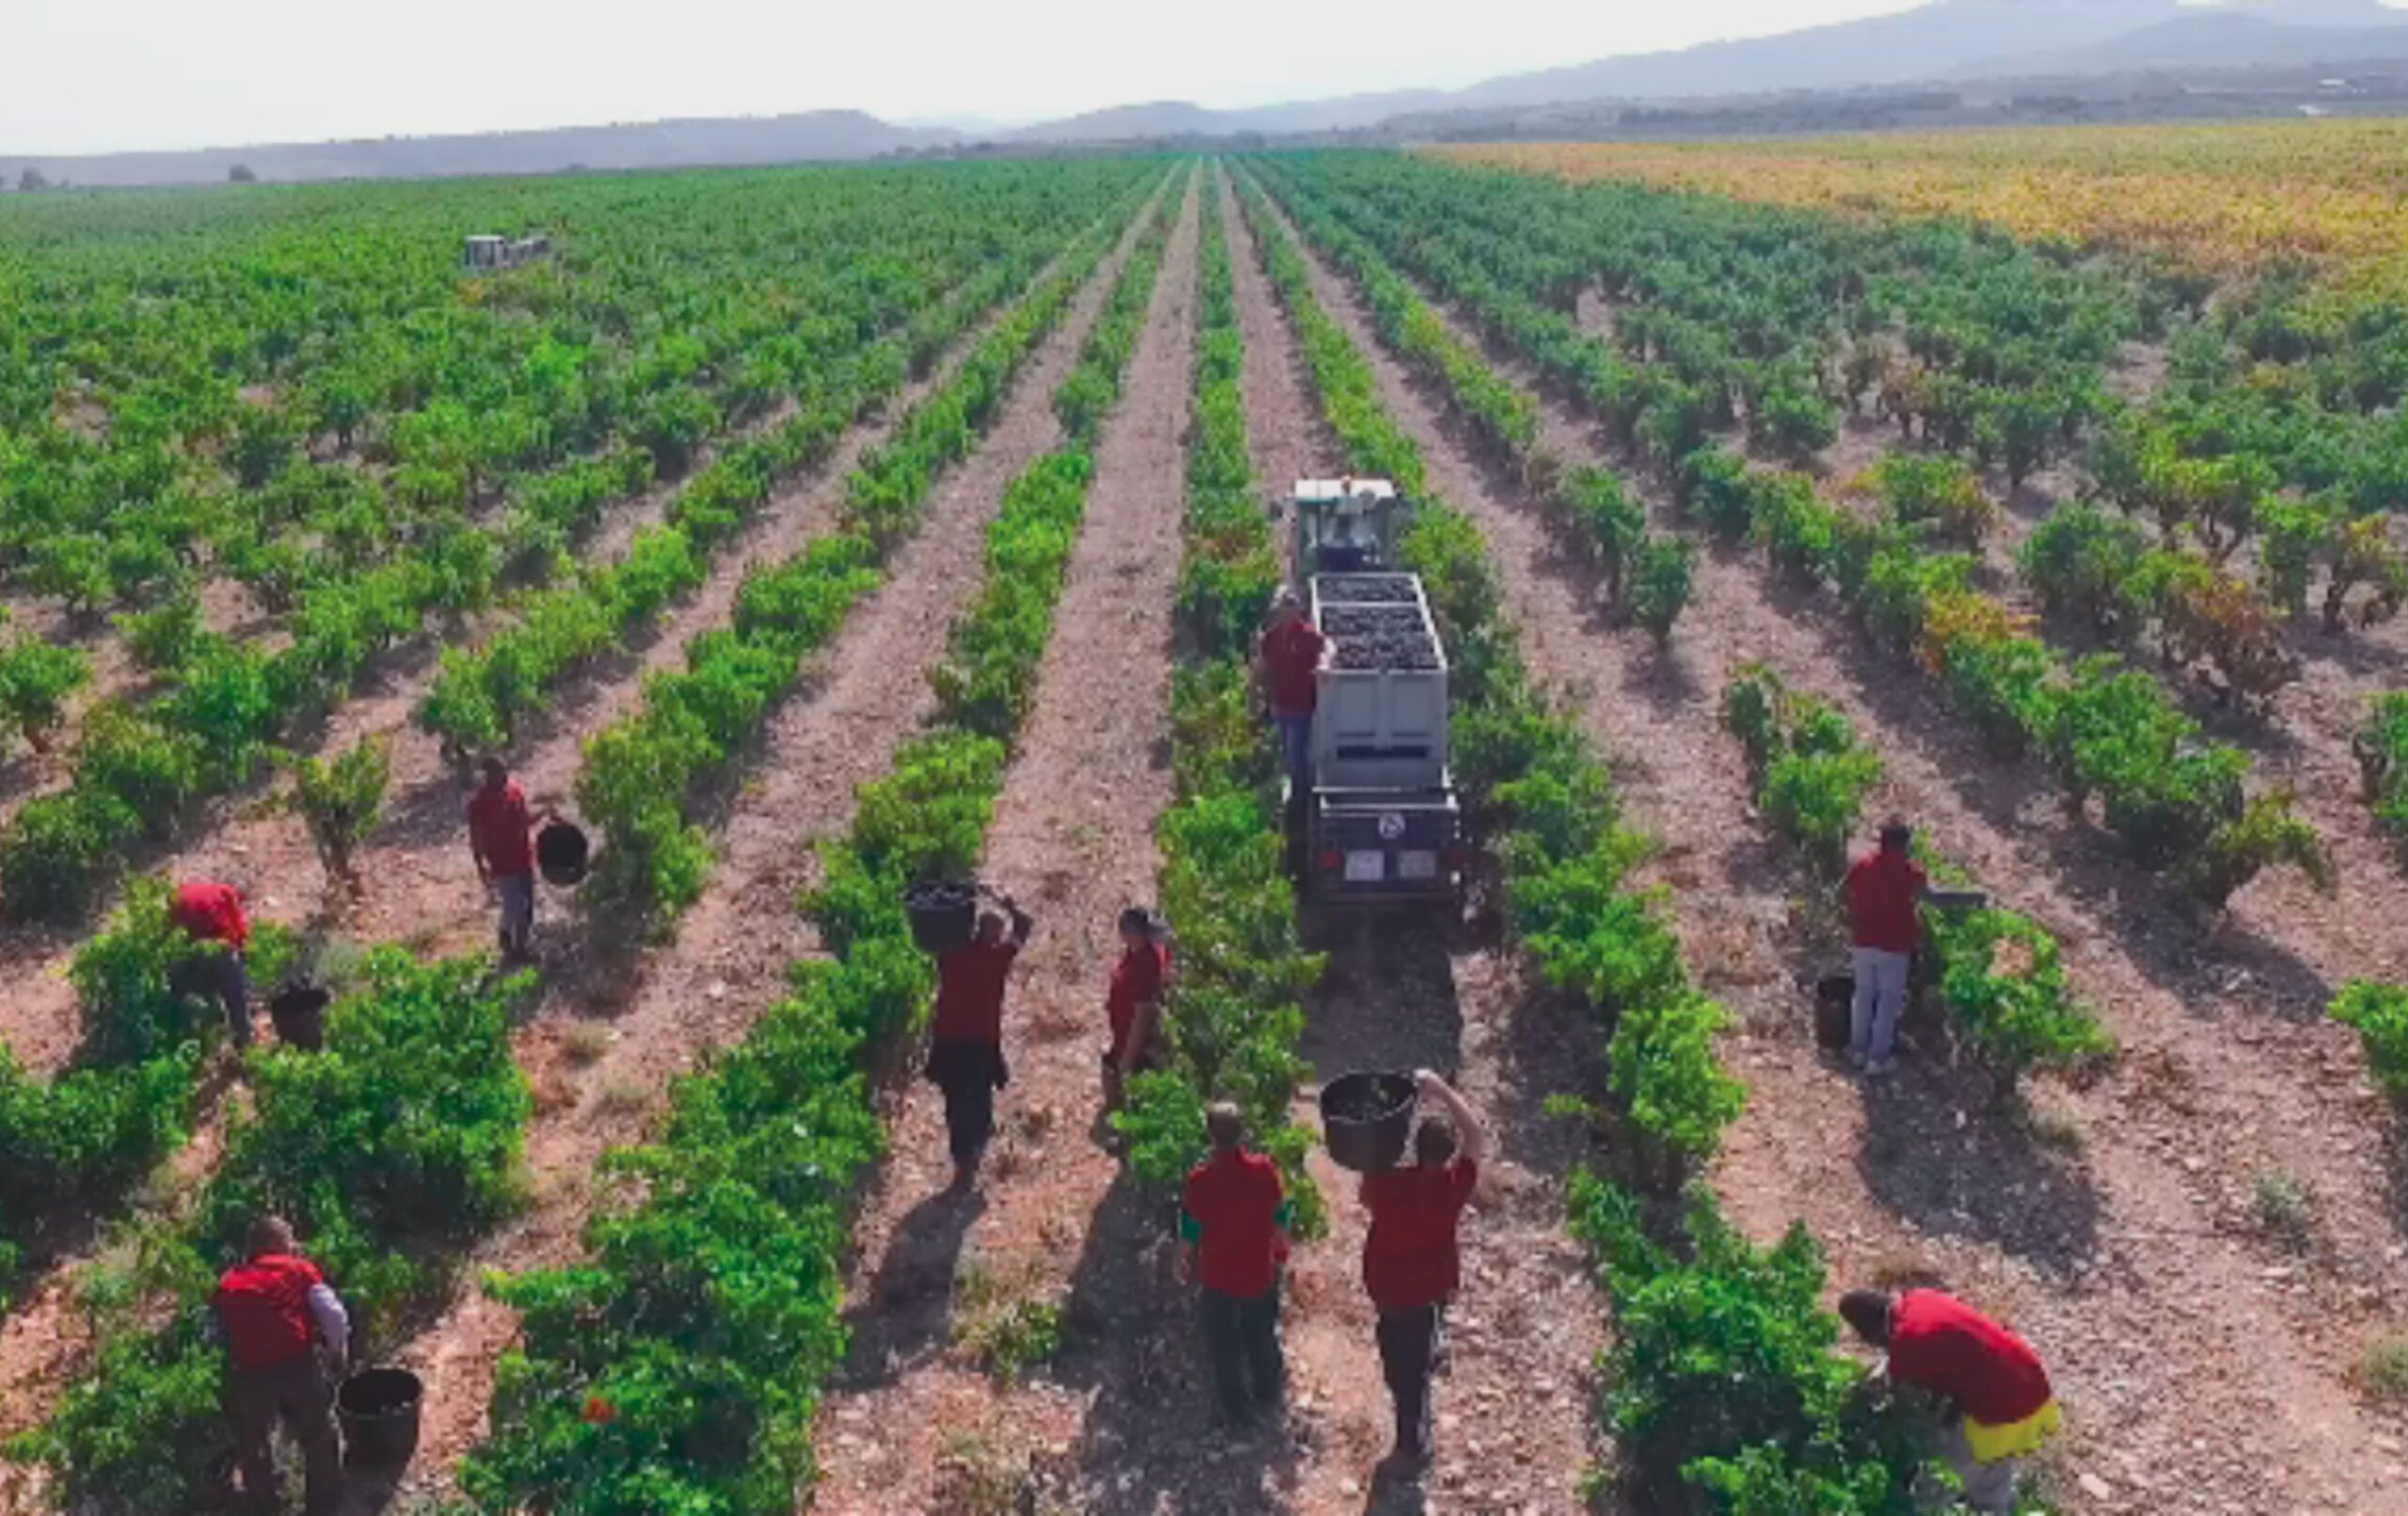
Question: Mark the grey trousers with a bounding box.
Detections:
[1942,1416,2021,1514]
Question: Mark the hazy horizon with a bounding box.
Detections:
[7,0,1933,156]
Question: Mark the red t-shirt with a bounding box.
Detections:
[931,940,1019,1047]
[1259,619,1327,718]
[1846,850,1927,954]
[1362,1158,1479,1310]
[467,781,536,878]
[214,1254,325,1370]
[1182,1149,1287,1298]
[1888,1289,2053,1427]
[171,881,249,950]
[1106,940,1170,1054]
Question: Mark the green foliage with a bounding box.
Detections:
[24,951,533,1508]
[457,166,1179,1516]
[0,636,90,750]
[1629,535,1698,641]
[1922,904,2116,1088]
[1571,1174,1927,1513]
[929,451,1096,738]
[1863,452,1996,545]
[289,734,390,888]
[2332,981,2408,1098]
[1122,180,1324,1230]
[1722,666,1881,872]
[2360,692,2408,839]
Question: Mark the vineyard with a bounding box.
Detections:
[0,126,2402,1516]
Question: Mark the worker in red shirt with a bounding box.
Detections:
[1180,1102,1291,1424]
[213,1215,349,1516]
[1839,1286,2060,1513]
[926,892,1032,1192]
[1362,1069,1485,1463]
[1255,588,1327,803]
[170,877,254,1047]
[1101,905,1171,1116]
[1844,817,1933,1075]
[467,757,538,961]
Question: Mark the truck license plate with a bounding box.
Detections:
[1400,850,1438,880]
[1344,850,1386,883]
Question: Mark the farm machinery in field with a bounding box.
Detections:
[1288,478,1465,906]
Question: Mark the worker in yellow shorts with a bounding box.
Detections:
[1840,1287,2061,1512]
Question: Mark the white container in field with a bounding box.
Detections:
[1308,571,1450,793]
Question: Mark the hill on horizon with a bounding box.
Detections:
[9,0,2408,185]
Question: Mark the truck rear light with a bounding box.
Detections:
[1444,845,1473,870]
[1317,849,1343,872]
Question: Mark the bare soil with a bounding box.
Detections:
[809,172,1203,1515]
[345,189,1176,1511]
[1323,219,2408,1512]
[0,229,1135,1483]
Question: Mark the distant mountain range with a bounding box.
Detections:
[8,0,2408,186]
[1009,0,2408,142]
[1,111,958,189]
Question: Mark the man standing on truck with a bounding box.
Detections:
[1845,816,1928,1075]
[1838,1286,2060,1513]
[171,876,254,1047]
[927,893,1033,1192]
[214,1215,348,1516]
[1256,588,1327,804]
[1362,1069,1485,1464]
[1181,1102,1291,1425]
[467,757,537,962]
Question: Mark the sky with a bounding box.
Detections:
[0,0,1935,156]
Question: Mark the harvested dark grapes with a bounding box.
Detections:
[1315,574,1417,604]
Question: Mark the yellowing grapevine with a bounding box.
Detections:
[1435,120,2408,297]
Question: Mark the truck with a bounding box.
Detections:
[1288,478,1465,905]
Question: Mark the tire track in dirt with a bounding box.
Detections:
[380,187,1179,1508]
[1268,197,2405,1513]
[807,170,1202,1514]
[1106,179,1599,1516]
[0,214,1151,1483]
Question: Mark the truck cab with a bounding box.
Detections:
[1287,479,1465,906]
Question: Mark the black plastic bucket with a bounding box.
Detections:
[1319,1071,1415,1173]
[337,1366,421,1467]
[904,881,977,956]
[1813,973,1855,1050]
[268,987,330,1051]
[536,821,590,887]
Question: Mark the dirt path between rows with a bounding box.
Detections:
[1261,190,2407,1514]
[0,213,1150,1490]
[0,288,998,1074]
[1109,180,1603,1516]
[361,189,1174,1511]
[808,169,1201,1513]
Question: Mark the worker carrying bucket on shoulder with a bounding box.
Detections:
[1354,1069,1484,1468]
[926,887,1032,1193]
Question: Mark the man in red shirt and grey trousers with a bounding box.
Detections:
[1181,1103,1291,1424]
[1362,1069,1485,1463]
[171,877,254,1047]
[467,757,538,961]
[1840,1286,2061,1512]
[213,1216,350,1515]
[1844,817,1933,1076]
[1256,589,1327,804]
